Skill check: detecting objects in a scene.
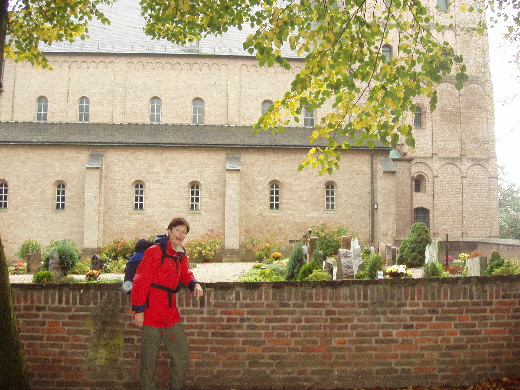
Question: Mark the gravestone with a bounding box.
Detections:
[308,235,317,263]
[48,248,63,279]
[26,252,42,273]
[323,258,334,278]
[467,256,487,277]
[425,238,440,264]
[351,238,363,275]
[336,248,353,279]
[90,254,102,271]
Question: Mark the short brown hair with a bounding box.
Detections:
[167,217,190,233]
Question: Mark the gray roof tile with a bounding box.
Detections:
[0,121,389,150]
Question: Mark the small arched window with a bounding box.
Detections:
[269,182,280,210]
[78,96,90,122]
[192,98,205,124]
[37,96,48,122]
[0,181,8,209]
[190,183,201,211]
[413,105,423,128]
[382,45,392,62]
[261,100,273,116]
[56,182,66,210]
[325,182,336,210]
[150,97,161,123]
[134,182,144,210]
[414,207,430,229]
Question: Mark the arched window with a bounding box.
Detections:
[150,97,161,123]
[269,182,280,210]
[414,207,430,229]
[437,0,448,10]
[37,96,48,122]
[134,182,144,210]
[56,182,66,210]
[382,45,392,62]
[192,98,205,124]
[414,175,426,193]
[261,100,273,116]
[0,181,8,209]
[325,182,336,210]
[190,182,201,211]
[304,105,315,128]
[413,105,423,128]
[78,96,90,122]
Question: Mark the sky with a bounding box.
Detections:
[488,17,520,188]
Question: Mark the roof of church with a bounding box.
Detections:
[0,121,390,150]
[40,0,299,58]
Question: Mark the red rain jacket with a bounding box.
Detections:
[131,239,198,327]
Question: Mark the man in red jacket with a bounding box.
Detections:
[132,217,203,390]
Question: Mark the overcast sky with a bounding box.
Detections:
[488,13,520,188]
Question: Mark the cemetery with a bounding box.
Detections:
[3,224,519,390]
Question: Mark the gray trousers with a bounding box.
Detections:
[140,322,189,390]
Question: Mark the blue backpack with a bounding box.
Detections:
[122,235,167,293]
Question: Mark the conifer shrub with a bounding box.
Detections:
[310,248,325,265]
[285,242,306,281]
[484,251,505,275]
[397,222,431,268]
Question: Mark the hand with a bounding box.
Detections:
[134,312,144,328]
[193,283,203,300]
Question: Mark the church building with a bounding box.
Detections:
[0,0,499,260]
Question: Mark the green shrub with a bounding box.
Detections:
[44,239,80,276]
[33,270,56,283]
[16,238,41,260]
[397,222,431,268]
[424,261,444,277]
[305,270,332,281]
[297,260,320,281]
[70,260,90,275]
[100,238,137,267]
[310,249,325,265]
[185,229,223,262]
[484,251,505,275]
[242,234,283,261]
[310,224,351,257]
[355,253,383,279]
[491,260,520,275]
[238,267,285,282]
[285,242,306,281]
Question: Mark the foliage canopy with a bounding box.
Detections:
[1,0,516,173]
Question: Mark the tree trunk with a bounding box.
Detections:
[0,0,8,91]
[0,236,31,389]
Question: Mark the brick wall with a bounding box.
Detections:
[12,276,519,390]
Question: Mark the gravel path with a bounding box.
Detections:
[9,262,257,284]
[9,263,425,284]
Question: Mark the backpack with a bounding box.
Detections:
[121,234,185,296]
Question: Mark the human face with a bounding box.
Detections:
[168,225,188,246]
